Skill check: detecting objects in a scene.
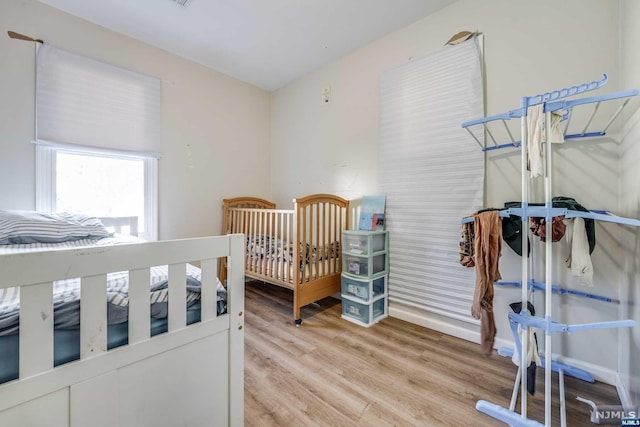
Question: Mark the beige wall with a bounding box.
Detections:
[272,0,628,379]
[0,0,271,240]
[620,0,640,409]
[1,0,636,395]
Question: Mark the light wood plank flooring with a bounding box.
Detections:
[244,280,619,426]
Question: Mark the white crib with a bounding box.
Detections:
[0,233,245,427]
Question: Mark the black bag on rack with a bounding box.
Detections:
[502,202,530,257]
[501,197,596,256]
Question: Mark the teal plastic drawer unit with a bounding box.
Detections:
[343,252,387,278]
[340,229,389,327]
[341,295,388,327]
[341,274,387,303]
[343,230,387,255]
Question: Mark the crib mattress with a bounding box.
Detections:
[245,233,340,284]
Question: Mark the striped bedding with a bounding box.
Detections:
[0,210,112,244]
[246,234,340,266]
[0,235,227,336]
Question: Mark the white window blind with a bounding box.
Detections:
[36,44,161,156]
[379,39,484,324]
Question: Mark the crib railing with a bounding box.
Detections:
[295,196,347,283]
[227,207,296,288]
[226,198,348,287]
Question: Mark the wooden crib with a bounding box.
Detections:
[222,194,349,325]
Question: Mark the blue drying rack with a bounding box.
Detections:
[495,280,616,304]
[460,75,640,427]
[461,74,639,152]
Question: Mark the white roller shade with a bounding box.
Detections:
[36,44,161,156]
[379,39,485,324]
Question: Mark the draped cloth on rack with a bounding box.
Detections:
[566,217,594,286]
[459,220,475,267]
[526,104,565,178]
[509,301,541,395]
[471,210,502,355]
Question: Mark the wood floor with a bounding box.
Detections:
[244,280,619,426]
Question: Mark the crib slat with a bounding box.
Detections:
[260,211,266,277]
[250,211,257,272]
[128,268,150,344]
[320,205,324,273]
[168,263,187,331]
[315,203,321,277]
[338,204,342,273]
[81,274,107,358]
[301,205,307,283]
[200,258,217,321]
[289,211,293,282]
[267,211,273,279]
[19,282,53,378]
[282,212,288,282]
[332,203,337,273]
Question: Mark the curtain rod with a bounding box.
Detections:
[7,31,44,44]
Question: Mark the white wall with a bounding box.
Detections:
[0,0,271,240]
[619,0,640,409]
[272,0,629,381]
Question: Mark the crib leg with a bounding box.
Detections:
[294,318,303,327]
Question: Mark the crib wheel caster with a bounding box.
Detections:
[294,318,302,327]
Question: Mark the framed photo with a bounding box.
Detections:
[359,195,386,231]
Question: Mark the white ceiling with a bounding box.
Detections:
[38,0,456,91]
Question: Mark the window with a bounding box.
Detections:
[34,44,161,240]
[36,146,158,240]
[379,38,484,324]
